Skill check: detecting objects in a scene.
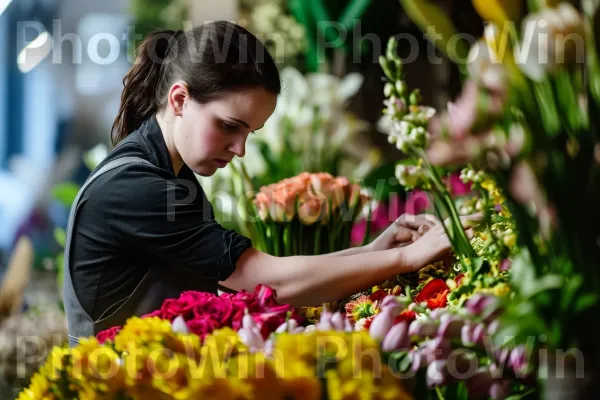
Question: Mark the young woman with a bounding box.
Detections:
[63,21,474,344]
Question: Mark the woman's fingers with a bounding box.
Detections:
[465,228,474,240]
[396,213,438,230]
[459,213,483,229]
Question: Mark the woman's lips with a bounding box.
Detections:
[214,159,229,168]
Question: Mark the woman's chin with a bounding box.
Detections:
[193,166,217,177]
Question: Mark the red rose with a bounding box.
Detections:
[370,290,389,303]
[394,310,417,324]
[186,315,219,340]
[193,297,234,326]
[159,298,195,320]
[415,279,449,309]
[180,291,217,305]
[96,326,121,344]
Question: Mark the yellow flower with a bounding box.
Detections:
[17,372,53,400]
[472,0,523,27]
[115,317,173,353]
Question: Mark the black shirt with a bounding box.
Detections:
[71,115,252,320]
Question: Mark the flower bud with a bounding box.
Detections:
[292,326,306,334]
[369,308,396,341]
[171,315,189,334]
[438,314,465,338]
[384,83,394,97]
[396,80,407,96]
[331,312,345,331]
[275,319,298,334]
[426,360,448,387]
[489,380,510,400]
[409,318,438,338]
[242,310,255,330]
[382,322,409,352]
[380,296,406,315]
[345,318,354,332]
[305,325,316,332]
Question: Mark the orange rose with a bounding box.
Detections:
[298,193,329,225]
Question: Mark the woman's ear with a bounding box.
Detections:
[167,81,189,116]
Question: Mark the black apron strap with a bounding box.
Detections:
[63,157,154,346]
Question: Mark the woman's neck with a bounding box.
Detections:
[156,111,184,175]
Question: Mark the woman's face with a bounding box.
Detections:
[172,86,277,176]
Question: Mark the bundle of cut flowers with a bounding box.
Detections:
[95,284,303,344]
[249,172,371,256]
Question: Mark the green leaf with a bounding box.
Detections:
[398,0,469,64]
[560,275,583,311]
[52,183,80,207]
[523,274,563,298]
[510,251,537,296]
[574,293,598,313]
[53,228,67,248]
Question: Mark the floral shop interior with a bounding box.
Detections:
[1,0,599,399]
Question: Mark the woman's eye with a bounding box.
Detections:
[221,121,239,131]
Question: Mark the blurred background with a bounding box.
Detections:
[0,0,484,394]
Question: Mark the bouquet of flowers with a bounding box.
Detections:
[239,171,371,256]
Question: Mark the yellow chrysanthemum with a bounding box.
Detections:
[17,372,53,400]
[114,317,173,353]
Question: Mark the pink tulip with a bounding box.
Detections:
[380,295,406,315]
[490,380,511,400]
[466,367,495,398]
[461,322,475,346]
[409,318,438,338]
[427,360,449,387]
[369,308,396,341]
[330,312,345,331]
[437,314,465,338]
[382,322,409,352]
[344,318,354,332]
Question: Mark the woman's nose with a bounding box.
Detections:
[229,137,246,158]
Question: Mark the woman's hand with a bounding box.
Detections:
[368,213,439,252]
[401,214,480,270]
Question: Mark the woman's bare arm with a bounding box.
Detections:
[220,216,470,307]
[220,247,409,307]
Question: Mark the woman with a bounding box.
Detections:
[63,21,473,345]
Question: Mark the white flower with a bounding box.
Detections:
[467,39,507,92]
[171,315,189,334]
[395,163,427,189]
[517,3,586,81]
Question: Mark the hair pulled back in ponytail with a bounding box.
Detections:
[111,21,281,146]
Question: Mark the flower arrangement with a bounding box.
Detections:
[238,172,371,256]
[19,288,417,400]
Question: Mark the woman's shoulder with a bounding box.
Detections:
[83,142,182,206]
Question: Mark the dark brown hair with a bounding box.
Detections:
[111,21,281,146]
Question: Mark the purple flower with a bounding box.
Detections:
[490,380,511,400]
[466,367,495,397]
[382,322,409,352]
[437,314,465,338]
[509,345,531,378]
[422,337,452,364]
[331,312,345,331]
[427,360,449,387]
[409,349,427,372]
[380,295,406,315]
[369,308,396,341]
[500,259,512,271]
[409,318,438,338]
[466,294,496,316]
